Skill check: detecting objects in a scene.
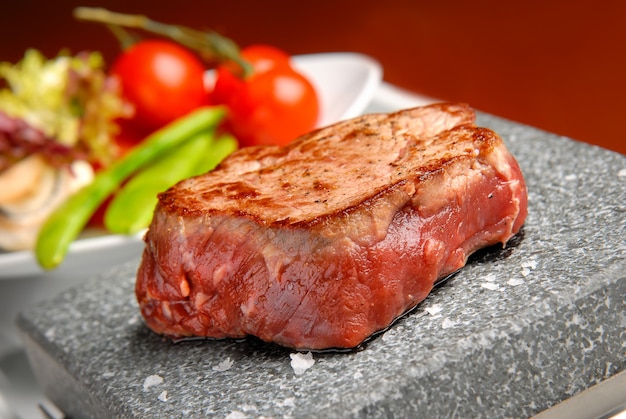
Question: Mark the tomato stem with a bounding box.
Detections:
[73,7,253,77]
[105,24,138,50]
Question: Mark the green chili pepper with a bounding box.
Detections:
[104,132,237,235]
[35,106,226,270]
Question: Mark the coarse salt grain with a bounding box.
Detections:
[143,374,163,391]
[618,168,626,177]
[158,391,168,402]
[212,357,234,372]
[481,282,500,291]
[225,411,247,419]
[290,352,315,375]
[482,273,496,282]
[425,304,443,316]
[507,278,525,286]
[521,259,536,277]
[44,329,55,340]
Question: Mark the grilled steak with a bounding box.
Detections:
[136,103,528,350]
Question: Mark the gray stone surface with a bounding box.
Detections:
[17,112,626,418]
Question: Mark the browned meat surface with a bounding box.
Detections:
[136,103,528,350]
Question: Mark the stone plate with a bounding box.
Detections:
[16,111,626,418]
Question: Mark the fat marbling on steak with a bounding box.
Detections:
[136,103,528,350]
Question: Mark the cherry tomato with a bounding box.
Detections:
[236,44,291,75]
[210,45,319,147]
[110,40,209,134]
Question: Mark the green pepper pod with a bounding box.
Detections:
[35,106,226,270]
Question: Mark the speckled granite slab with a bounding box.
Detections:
[16,111,626,418]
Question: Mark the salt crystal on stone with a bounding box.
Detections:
[521,259,537,269]
[212,357,234,372]
[225,411,247,419]
[507,278,525,286]
[143,374,163,391]
[290,352,315,375]
[482,273,496,282]
[481,282,500,291]
[425,304,443,316]
[521,259,537,277]
[158,391,168,402]
[44,328,55,340]
[618,168,626,177]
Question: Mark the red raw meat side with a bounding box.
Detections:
[136,103,528,350]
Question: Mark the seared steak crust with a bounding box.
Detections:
[136,103,528,350]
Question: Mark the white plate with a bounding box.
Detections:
[0,52,383,280]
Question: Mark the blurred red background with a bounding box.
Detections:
[2,0,625,154]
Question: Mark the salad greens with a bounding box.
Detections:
[0,49,131,167]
